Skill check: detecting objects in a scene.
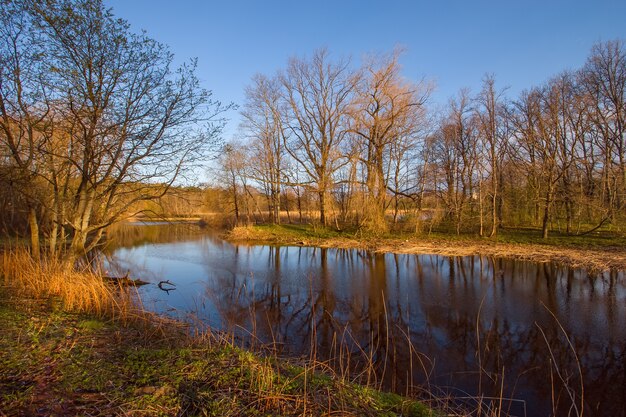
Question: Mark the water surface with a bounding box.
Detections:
[105,223,626,417]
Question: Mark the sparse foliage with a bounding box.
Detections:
[0,0,228,259]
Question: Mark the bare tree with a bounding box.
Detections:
[241,74,285,224]
[350,50,430,232]
[475,75,508,237]
[216,142,252,226]
[280,49,356,226]
[512,75,581,238]
[433,89,480,233]
[580,40,626,219]
[0,0,228,260]
[0,0,52,257]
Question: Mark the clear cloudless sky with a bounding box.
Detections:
[106,0,626,141]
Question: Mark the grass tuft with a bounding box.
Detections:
[1,249,135,319]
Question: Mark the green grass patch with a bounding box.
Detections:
[78,318,106,331]
[230,222,626,251]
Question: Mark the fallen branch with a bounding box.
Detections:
[574,217,610,236]
[103,272,149,287]
[158,280,176,294]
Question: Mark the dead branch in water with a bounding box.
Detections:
[158,280,176,293]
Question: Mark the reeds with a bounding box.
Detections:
[1,248,136,321]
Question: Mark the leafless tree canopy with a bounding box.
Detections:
[232,41,625,237]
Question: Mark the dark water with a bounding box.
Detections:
[105,223,626,417]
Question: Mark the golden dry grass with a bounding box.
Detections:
[373,240,626,272]
[228,225,279,241]
[0,249,136,320]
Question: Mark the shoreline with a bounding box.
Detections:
[225,225,626,272]
[0,280,434,416]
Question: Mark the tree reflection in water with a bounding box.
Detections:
[106,227,626,417]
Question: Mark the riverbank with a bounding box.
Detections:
[0,254,436,416]
[226,224,626,272]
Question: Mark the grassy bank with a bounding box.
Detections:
[226,224,626,271]
[0,251,437,416]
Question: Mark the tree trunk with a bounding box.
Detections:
[265,194,273,223]
[28,208,40,260]
[478,181,484,237]
[232,184,240,225]
[273,188,281,224]
[49,222,58,257]
[542,189,553,239]
[489,182,498,238]
[283,191,291,223]
[69,229,88,260]
[296,188,303,223]
[318,190,326,226]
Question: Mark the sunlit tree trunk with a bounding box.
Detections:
[28,208,40,259]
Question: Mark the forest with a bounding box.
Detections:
[1,0,625,262]
[222,44,626,241]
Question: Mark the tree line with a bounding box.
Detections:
[223,42,625,238]
[1,0,624,264]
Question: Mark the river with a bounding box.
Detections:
[104,222,626,417]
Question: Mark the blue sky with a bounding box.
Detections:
[106,0,626,139]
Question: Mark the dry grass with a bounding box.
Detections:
[0,291,436,417]
[228,225,286,242]
[374,240,626,272]
[0,249,138,321]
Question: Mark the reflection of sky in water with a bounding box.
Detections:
[106,228,626,417]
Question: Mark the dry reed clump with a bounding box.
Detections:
[227,225,275,241]
[0,249,136,320]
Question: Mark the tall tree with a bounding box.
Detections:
[241,74,286,224]
[280,49,356,226]
[475,75,508,237]
[512,75,581,238]
[0,0,51,257]
[580,40,626,219]
[433,89,479,233]
[217,142,252,226]
[350,50,430,231]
